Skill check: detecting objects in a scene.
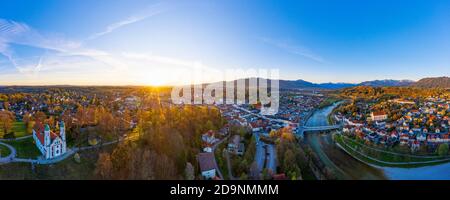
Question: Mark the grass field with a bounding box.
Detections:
[3,137,41,159]
[334,134,450,168]
[11,122,31,138]
[0,145,116,180]
[0,144,11,158]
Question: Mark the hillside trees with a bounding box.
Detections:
[95,105,225,180]
[0,110,15,135]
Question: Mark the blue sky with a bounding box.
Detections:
[0,0,449,85]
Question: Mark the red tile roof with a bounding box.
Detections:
[33,122,61,144]
[372,111,387,116]
[273,173,287,180]
[34,121,45,144]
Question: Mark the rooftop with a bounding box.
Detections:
[198,153,216,172]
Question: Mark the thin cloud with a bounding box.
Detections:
[0,18,82,72]
[88,4,166,40]
[258,37,326,63]
[0,16,223,86]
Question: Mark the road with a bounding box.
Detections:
[254,132,265,172]
[266,144,276,173]
[0,142,16,164]
[211,135,229,180]
[232,105,283,175]
[0,135,32,142]
[253,132,277,174]
[224,151,237,180]
[232,105,294,125]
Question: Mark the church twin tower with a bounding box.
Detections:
[32,121,67,160]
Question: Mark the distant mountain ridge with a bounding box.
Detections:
[278,79,417,89]
[412,77,450,88]
[209,77,449,90]
[278,80,357,90]
[359,79,414,87]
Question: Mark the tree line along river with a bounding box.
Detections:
[304,102,450,180]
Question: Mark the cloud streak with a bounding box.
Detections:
[0,16,222,86]
[0,18,82,73]
[258,37,325,63]
[0,2,229,86]
[88,3,166,40]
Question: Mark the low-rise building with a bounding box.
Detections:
[371,111,388,121]
[198,153,216,180]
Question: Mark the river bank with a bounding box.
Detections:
[303,102,450,180]
[303,102,386,180]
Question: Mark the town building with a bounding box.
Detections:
[32,121,67,160]
[202,130,218,146]
[371,111,388,121]
[197,153,216,180]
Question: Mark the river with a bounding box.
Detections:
[304,102,450,180]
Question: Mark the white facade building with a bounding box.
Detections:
[33,121,67,160]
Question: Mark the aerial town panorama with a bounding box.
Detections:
[1,0,450,182]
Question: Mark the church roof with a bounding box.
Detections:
[34,122,45,145]
[34,122,63,145]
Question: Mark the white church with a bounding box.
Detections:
[32,121,67,160]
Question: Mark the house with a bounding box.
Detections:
[202,130,218,146]
[416,133,427,142]
[273,173,288,180]
[32,121,67,160]
[344,118,364,127]
[218,127,228,136]
[203,147,212,153]
[343,126,351,133]
[198,153,216,180]
[411,140,420,151]
[399,132,409,145]
[371,111,388,121]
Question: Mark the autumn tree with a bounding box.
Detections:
[97,108,117,141]
[34,111,47,123]
[23,113,31,132]
[3,102,10,111]
[95,153,113,180]
[94,103,225,180]
[0,110,15,136]
[184,162,195,180]
[283,149,301,179]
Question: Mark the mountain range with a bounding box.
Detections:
[411,76,450,88]
[281,77,450,89]
[215,77,449,90]
[278,79,416,90]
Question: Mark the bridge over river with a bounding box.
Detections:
[299,102,450,180]
[296,124,342,138]
[302,124,342,131]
